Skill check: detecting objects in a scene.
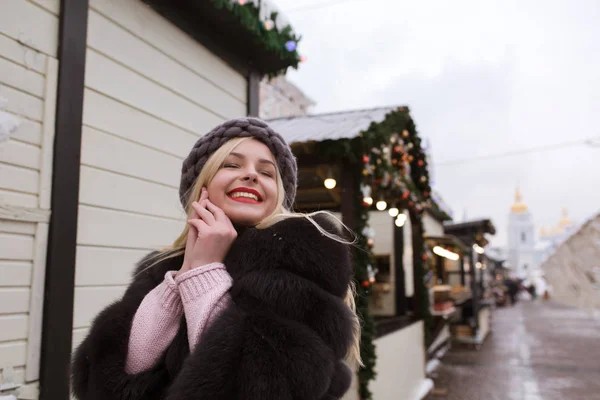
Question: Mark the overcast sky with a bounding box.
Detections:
[274,0,600,246]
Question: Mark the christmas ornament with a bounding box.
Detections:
[418,160,424,167]
[402,129,409,138]
[362,155,370,163]
[285,41,297,51]
[299,55,307,62]
[263,19,274,30]
[238,0,247,4]
[420,176,427,183]
[362,280,371,288]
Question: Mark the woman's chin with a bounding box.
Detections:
[225,210,263,227]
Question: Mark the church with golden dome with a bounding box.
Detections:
[507,188,535,279]
[506,187,577,279]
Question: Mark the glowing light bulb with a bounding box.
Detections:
[376,200,387,211]
[363,197,373,206]
[388,207,399,217]
[324,178,336,189]
[395,214,407,227]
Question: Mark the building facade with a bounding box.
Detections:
[259,75,315,119]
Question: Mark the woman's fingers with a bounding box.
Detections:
[204,200,225,221]
[187,218,209,236]
[192,201,215,225]
[199,187,208,203]
[205,200,237,234]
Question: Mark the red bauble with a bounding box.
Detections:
[422,254,428,261]
[402,191,410,199]
[362,155,369,163]
[362,280,371,288]
[418,160,424,166]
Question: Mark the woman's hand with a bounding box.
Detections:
[179,188,237,276]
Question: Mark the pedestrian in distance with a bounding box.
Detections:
[71,117,361,400]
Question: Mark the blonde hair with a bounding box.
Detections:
[148,137,362,366]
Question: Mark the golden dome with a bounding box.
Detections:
[510,187,528,213]
[558,208,573,227]
[539,227,547,237]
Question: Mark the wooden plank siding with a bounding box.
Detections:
[0,0,58,390]
[72,0,248,349]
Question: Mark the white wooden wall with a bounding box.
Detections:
[0,0,59,393]
[371,321,427,400]
[72,0,248,350]
[422,212,444,237]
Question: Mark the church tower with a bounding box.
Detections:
[507,188,535,279]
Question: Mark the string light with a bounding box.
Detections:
[238,0,247,4]
[395,213,407,227]
[376,200,387,211]
[363,196,373,206]
[388,207,399,217]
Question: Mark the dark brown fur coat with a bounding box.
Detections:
[71,215,355,400]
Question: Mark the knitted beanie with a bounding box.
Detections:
[179,117,298,210]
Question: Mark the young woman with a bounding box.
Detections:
[71,117,361,400]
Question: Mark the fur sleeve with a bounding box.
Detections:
[71,253,180,400]
[166,216,356,400]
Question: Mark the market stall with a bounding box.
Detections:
[443,219,496,349]
[423,234,470,356]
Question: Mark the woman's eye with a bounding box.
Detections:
[260,170,273,177]
[224,163,239,168]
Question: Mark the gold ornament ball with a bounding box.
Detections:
[402,130,409,138]
[420,176,427,183]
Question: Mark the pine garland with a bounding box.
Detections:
[211,0,301,75]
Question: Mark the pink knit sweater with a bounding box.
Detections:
[125,263,232,374]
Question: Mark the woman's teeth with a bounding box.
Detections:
[230,192,259,201]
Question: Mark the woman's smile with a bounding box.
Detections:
[227,187,263,203]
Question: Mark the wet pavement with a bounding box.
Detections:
[426,300,600,400]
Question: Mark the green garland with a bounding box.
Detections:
[211,0,301,75]
[311,107,437,399]
[349,158,378,400]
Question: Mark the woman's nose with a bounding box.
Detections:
[242,170,258,182]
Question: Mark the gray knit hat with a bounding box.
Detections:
[179,117,298,210]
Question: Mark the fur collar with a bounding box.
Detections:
[71,214,355,400]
